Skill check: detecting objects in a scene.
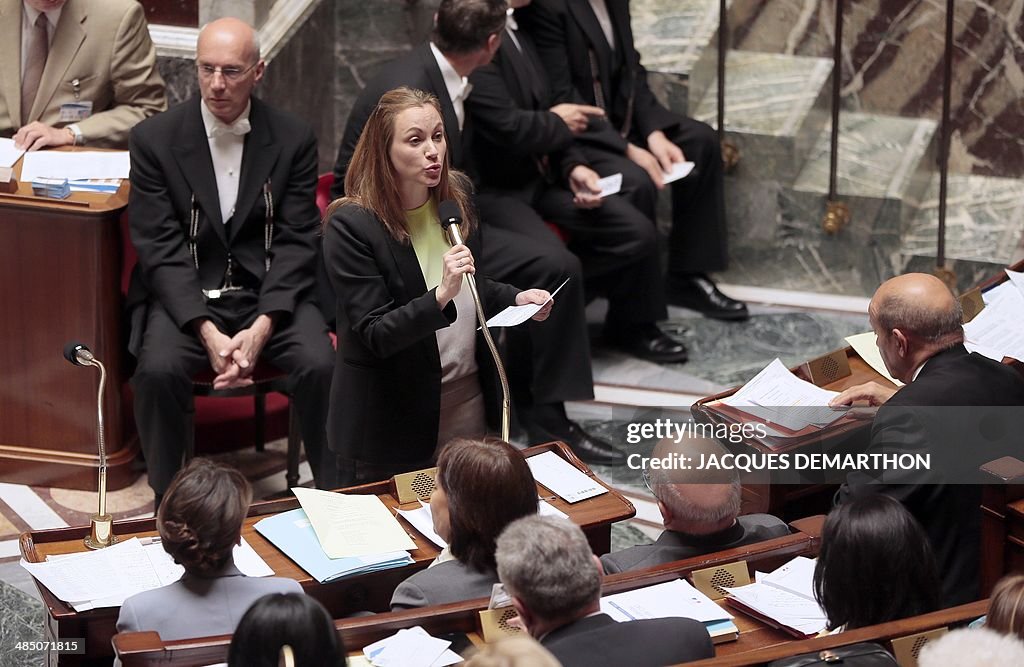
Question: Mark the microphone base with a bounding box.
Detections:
[84,514,118,550]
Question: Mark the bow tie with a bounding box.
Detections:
[209,117,251,138]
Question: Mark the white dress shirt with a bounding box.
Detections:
[429,42,472,131]
[199,100,251,225]
[587,0,616,49]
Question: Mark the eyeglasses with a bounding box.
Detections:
[197,62,259,82]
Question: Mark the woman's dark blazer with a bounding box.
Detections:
[323,202,520,464]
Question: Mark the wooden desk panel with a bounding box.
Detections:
[22,442,634,664]
[0,153,135,489]
[112,518,826,666]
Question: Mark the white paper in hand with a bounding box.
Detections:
[662,161,695,184]
[482,277,570,328]
[596,173,622,197]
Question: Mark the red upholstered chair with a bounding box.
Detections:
[316,172,335,217]
[119,213,301,489]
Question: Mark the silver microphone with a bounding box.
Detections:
[63,341,116,549]
[438,201,511,442]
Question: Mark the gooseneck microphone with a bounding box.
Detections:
[63,341,117,549]
[439,201,511,442]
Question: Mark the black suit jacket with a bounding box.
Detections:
[518,0,680,152]
[466,29,580,190]
[127,96,320,334]
[840,344,1024,607]
[322,202,519,463]
[542,613,714,667]
[331,43,467,199]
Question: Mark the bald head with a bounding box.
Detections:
[198,18,261,63]
[196,18,264,124]
[869,273,963,382]
[649,437,741,535]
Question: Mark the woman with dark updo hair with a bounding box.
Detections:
[116,458,301,644]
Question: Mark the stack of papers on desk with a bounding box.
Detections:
[254,508,413,583]
[964,269,1024,362]
[601,579,738,643]
[20,536,273,611]
[363,626,461,667]
[724,556,827,638]
[719,359,847,434]
[21,150,130,182]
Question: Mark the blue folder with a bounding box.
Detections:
[254,508,413,583]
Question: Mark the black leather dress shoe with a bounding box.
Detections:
[667,274,749,321]
[526,420,628,466]
[605,323,688,364]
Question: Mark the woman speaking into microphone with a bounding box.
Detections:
[323,87,552,484]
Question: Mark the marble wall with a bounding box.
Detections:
[729,0,1024,178]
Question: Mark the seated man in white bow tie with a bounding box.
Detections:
[125,17,337,506]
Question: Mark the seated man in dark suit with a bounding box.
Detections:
[831,272,1024,608]
[518,0,748,320]
[496,515,714,667]
[601,437,788,574]
[465,0,686,363]
[127,18,337,504]
[329,0,625,464]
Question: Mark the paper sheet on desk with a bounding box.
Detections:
[0,138,25,168]
[727,556,826,636]
[965,275,1024,362]
[662,161,695,184]
[22,538,162,610]
[293,487,416,559]
[601,579,730,623]
[20,150,130,182]
[846,332,903,387]
[482,277,569,328]
[399,497,569,549]
[526,451,607,503]
[363,626,461,667]
[721,359,845,431]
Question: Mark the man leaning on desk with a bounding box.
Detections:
[830,272,1024,608]
[0,0,166,150]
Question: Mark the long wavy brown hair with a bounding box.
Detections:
[324,86,475,242]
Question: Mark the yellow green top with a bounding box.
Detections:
[405,198,447,289]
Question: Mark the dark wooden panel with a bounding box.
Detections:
[141,1,198,28]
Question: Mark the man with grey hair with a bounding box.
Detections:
[601,437,788,574]
[831,273,1024,608]
[496,515,714,667]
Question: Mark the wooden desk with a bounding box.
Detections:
[21,442,634,665]
[112,516,826,666]
[0,150,136,490]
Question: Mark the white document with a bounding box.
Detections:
[22,538,162,608]
[363,626,460,667]
[482,277,570,328]
[596,172,622,197]
[20,150,130,182]
[0,137,25,169]
[526,451,607,503]
[397,501,447,549]
[726,557,827,636]
[292,487,416,559]
[724,358,839,408]
[601,579,731,623]
[965,280,1024,362]
[662,161,695,184]
[845,332,903,387]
